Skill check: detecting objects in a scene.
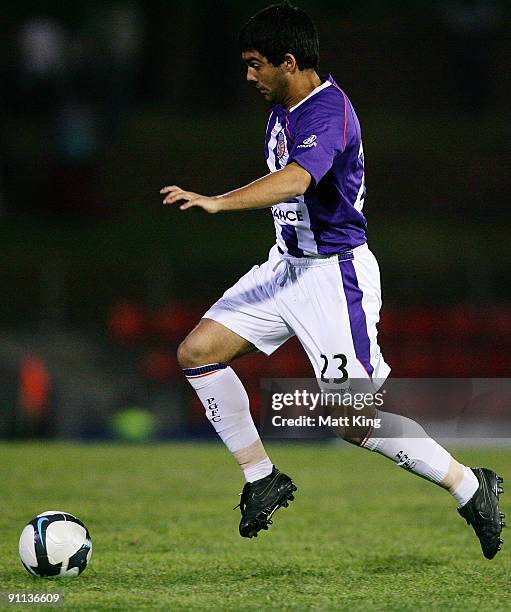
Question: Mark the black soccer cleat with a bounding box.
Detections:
[235,466,297,538]
[458,468,505,560]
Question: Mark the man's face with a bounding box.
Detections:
[242,50,288,105]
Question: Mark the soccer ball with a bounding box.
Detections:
[19,511,92,577]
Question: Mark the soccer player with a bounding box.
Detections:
[160,3,504,557]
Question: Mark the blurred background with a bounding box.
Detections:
[1,0,510,440]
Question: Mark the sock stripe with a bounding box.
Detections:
[360,409,377,447]
[183,363,228,378]
[186,370,224,379]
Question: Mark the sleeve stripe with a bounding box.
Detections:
[331,81,348,150]
[342,91,348,149]
[285,116,295,141]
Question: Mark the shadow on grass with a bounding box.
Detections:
[362,554,443,575]
[158,557,445,590]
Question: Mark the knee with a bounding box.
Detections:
[338,405,377,446]
[177,333,219,369]
[177,319,251,369]
[342,433,366,446]
[177,336,205,369]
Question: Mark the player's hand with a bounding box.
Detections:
[160,185,220,213]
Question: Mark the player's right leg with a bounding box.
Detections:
[177,250,297,537]
[177,317,271,477]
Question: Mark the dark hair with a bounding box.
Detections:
[239,3,320,71]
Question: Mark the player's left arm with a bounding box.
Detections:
[160,162,311,214]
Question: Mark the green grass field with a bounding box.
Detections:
[1,442,510,611]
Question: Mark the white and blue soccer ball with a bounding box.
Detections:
[19,511,92,578]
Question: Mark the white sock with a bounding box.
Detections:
[244,457,273,483]
[361,410,452,484]
[452,466,479,507]
[184,363,260,453]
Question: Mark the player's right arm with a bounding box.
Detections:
[160,162,311,214]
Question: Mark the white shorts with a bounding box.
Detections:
[204,244,391,387]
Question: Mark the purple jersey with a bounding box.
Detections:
[265,75,367,256]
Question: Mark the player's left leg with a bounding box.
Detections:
[356,411,504,558]
[278,244,504,558]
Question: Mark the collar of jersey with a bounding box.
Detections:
[287,75,333,113]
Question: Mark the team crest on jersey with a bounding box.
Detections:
[276,130,288,160]
[271,123,281,137]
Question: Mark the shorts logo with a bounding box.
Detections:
[297,134,317,149]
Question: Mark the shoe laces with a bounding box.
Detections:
[233,482,252,512]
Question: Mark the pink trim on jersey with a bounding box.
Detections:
[343,92,348,149]
[284,116,295,141]
[330,80,348,150]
